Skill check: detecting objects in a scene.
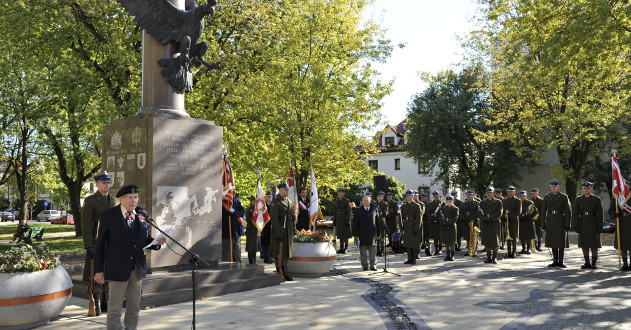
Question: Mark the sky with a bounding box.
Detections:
[364,0,483,133]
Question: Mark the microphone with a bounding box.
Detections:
[135,206,154,222]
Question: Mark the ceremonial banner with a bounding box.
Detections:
[288,166,298,217]
[309,166,319,224]
[253,174,270,231]
[222,153,234,211]
[612,156,631,213]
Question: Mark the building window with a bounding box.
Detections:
[368,160,378,171]
[418,159,429,174]
[384,137,395,146]
[418,187,430,195]
[394,158,401,170]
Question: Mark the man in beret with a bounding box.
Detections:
[333,188,352,254]
[572,182,603,269]
[81,172,117,316]
[269,182,296,281]
[94,184,165,329]
[541,179,572,268]
[530,188,544,251]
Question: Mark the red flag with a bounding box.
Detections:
[612,156,631,213]
[222,153,235,211]
[288,166,298,217]
[309,166,320,225]
[254,174,270,231]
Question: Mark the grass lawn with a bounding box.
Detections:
[0,223,84,254]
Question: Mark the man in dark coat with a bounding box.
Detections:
[502,186,522,258]
[462,190,480,256]
[94,184,165,330]
[385,192,399,246]
[530,188,544,251]
[451,191,465,251]
[572,182,604,269]
[541,179,572,268]
[296,188,310,231]
[613,195,631,271]
[353,196,382,271]
[375,191,389,257]
[401,190,422,264]
[245,196,261,264]
[426,191,443,255]
[270,182,296,281]
[81,172,117,315]
[494,188,506,249]
[480,187,503,264]
[260,191,273,264]
[440,196,459,261]
[222,193,245,263]
[518,190,538,254]
[333,188,352,254]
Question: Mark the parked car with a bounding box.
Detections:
[1,211,15,222]
[36,210,61,222]
[603,218,617,233]
[52,213,74,225]
[9,210,20,218]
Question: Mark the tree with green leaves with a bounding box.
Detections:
[466,0,631,202]
[405,66,531,194]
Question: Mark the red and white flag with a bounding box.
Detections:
[253,174,270,231]
[288,166,298,217]
[309,166,319,225]
[612,156,631,213]
[222,153,234,212]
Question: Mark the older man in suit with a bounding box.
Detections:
[94,184,165,330]
[353,195,382,271]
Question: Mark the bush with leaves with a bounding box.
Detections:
[0,243,60,273]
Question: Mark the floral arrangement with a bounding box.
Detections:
[293,229,333,243]
[0,243,60,273]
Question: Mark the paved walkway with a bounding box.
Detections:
[42,241,631,329]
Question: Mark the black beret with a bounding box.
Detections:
[116,184,139,198]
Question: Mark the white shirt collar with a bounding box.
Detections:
[120,204,135,217]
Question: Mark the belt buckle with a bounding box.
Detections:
[584,212,589,216]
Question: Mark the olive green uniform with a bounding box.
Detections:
[440,204,459,249]
[454,199,465,249]
[541,192,571,249]
[81,191,117,283]
[376,200,389,255]
[614,203,631,269]
[462,199,480,250]
[245,206,261,264]
[502,196,521,257]
[386,199,399,239]
[269,195,295,267]
[480,198,502,250]
[572,195,603,249]
[401,201,422,263]
[531,196,544,245]
[334,196,352,252]
[413,199,425,249]
[422,201,431,243]
[519,199,538,241]
[426,200,443,242]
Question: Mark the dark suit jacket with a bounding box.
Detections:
[94,206,160,281]
[353,206,382,246]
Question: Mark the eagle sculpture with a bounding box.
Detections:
[117,0,219,93]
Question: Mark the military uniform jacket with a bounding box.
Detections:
[531,196,544,231]
[333,197,352,240]
[615,202,631,250]
[245,206,261,253]
[386,200,398,219]
[502,196,522,240]
[572,195,603,248]
[462,199,480,241]
[440,204,459,246]
[519,199,538,241]
[541,192,571,249]
[376,200,389,220]
[401,201,422,249]
[426,199,443,240]
[454,199,464,222]
[480,198,502,248]
[81,191,117,249]
[270,195,295,259]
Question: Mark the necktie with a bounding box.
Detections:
[366,207,369,212]
[125,211,134,227]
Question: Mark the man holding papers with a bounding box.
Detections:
[94,184,165,330]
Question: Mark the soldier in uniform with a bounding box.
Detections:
[421,193,431,254]
[412,191,425,258]
[572,182,604,269]
[462,190,480,256]
[502,186,521,258]
[375,191,389,257]
[440,196,459,261]
[541,179,572,268]
[480,187,503,264]
[494,188,506,249]
[614,195,631,271]
[518,190,538,254]
[81,172,117,316]
[260,191,274,264]
[451,191,465,251]
[269,182,296,281]
[386,192,399,247]
[333,188,352,254]
[530,188,544,251]
[245,196,261,264]
[426,191,444,255]
[401,190,423,264]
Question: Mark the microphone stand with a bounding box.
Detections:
[370,220,400,277]
[144,215,211,330]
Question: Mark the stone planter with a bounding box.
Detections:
[0,267,73,329]
[287,242,336,277]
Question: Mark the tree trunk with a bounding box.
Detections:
[69,180,83,237]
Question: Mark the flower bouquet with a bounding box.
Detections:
[293,229,333,243]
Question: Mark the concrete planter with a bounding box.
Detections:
[287,242,336,277]
[0,267,73,329]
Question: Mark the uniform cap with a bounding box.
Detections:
[337,188,346,193]
[446,196,454,201]
[581,182,594,189]
[486,187,494,193]
[387,192,394,196]
[421,193,428,197]
[450,190,458,196]
[466,190,475,195]
[405,190,414,196]
[116,184,139,198]
[94,172,111,183]
[530,188,539,193]
[431,191,440,196]
[277,182,289,189]
[378,191,385,196]
[519,190,527,196]
[506,186,516,192]
[413,191,419,196]
[494,188,502,194]
[265,191,272,196]
[549,179,560,187]
[365,192,372,197]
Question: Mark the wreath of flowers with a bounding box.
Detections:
[293,229,333,243]
[0,242,60,273]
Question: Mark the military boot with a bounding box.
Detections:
[443,251,450,261]
[449,250,455,261]
[282,266,293,281]
[425,243,432,256]
[536,239,542,251]
[525,242,532,255]
[411,249,417,265]
[404,249,413,264]
[455,241,461,251]
[492,251,498,264]
[484,251,492,263]
[92,293,101,316]
[519,242,526,254]
[101,292,108,313]
[580,253,592,269]
[591,255,598,269]
[621,258,630,271]
[557,249,567,268]
[548,249,558,267]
